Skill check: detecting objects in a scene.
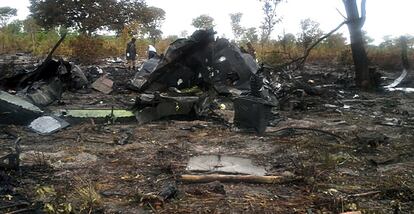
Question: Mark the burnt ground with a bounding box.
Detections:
[1,62,414,213]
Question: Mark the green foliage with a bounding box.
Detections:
[180,30,189,38]
[35,185,73,214]
[30,0,115,33]
[242,27,259,44]
[279,32,297,53]
[141,6,166,44]
[230,13,244,41]
[259,0,282,43]
[362,30,374,45]
[298,18,323,52]
[192,14,215,30]
[0,15,411,71]
[370,35,414,69]
[0,6,17,27]
[29,0,165,36]
[71,179,102,213]
[0,20,27,53]
[69,34,110,64]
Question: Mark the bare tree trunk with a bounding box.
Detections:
[343,0,372,89]
[401,36,410,69]
[31,32,36,53]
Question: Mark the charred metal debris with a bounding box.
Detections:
[1,29,323,135]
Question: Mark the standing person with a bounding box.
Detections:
[148,45,157,59]
[126,38,137,70]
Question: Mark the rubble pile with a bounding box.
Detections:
[1,29,287,134]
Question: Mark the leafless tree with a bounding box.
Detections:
[259,0,282,44]
[230,13,245,41]
[343,0,373,89]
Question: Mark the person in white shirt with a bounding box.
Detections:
[148,45,157,59]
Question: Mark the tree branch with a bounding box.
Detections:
[278,20,347,70]
[359,0,366,28]
[336,8,347,20]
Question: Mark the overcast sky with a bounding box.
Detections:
[1,0,413,44]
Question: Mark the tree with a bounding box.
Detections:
[29,0,122,34]
[361,30,374,46]
[192,14,215,30]
[0,7,18,52]
[23,17,42,52]
[140,6,166,44]
[343,0,372,89]
[120,0,165,40]
[242,27,259,44]
[180,30,188,38]
[379,35,394,49]
[323,33,346,49]
[4,20,23,34]
[0,7,17,28]
[230,13,244,41]
[29,0,164,36]
[298,19,323,52]
[259,0,282,43]
[279,32,296,53]
[297,18,323,68]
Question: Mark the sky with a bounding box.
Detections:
[1,0,413,44]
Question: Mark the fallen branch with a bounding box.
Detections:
[278,21,348,70]
[0,202,29,211]
[180,174,300,184]
[348,190,381,198]
[267,127,344,141]
[5,208,36,214]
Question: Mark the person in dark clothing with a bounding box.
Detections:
[126,38,137,70]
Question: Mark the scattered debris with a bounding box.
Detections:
[92,75,114,94]
[0,90,43,125]
[355,131,389,149]
[233,96,275,134]
[25,77,64,107]
[115,128,133,145]
[158,184,178,201]
[1,28,414,213]
[28,116,69,135]
[0,138,21,170]
[188,181,226,195]
[340,211,362,214]
[180,174,298,184]
[55,109,135,123]
[186,155,267,176]
[134,94,201,124]
[384,69,408,88]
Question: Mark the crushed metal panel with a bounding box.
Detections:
[186,155,267,176]
[56,109,135,123]
[386,87,414,92]
[29,116,69,135]
[139,29,216,92]
[70,64,89,89]
[135,101,196,125]
[209,39,258,90]
[134,95,199,124]
[136,58,160,77]
[384,69,407,88]
[92,75,114,94]
[26,77,63,106]
[0,90,43,125]
[233,96,275,134]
